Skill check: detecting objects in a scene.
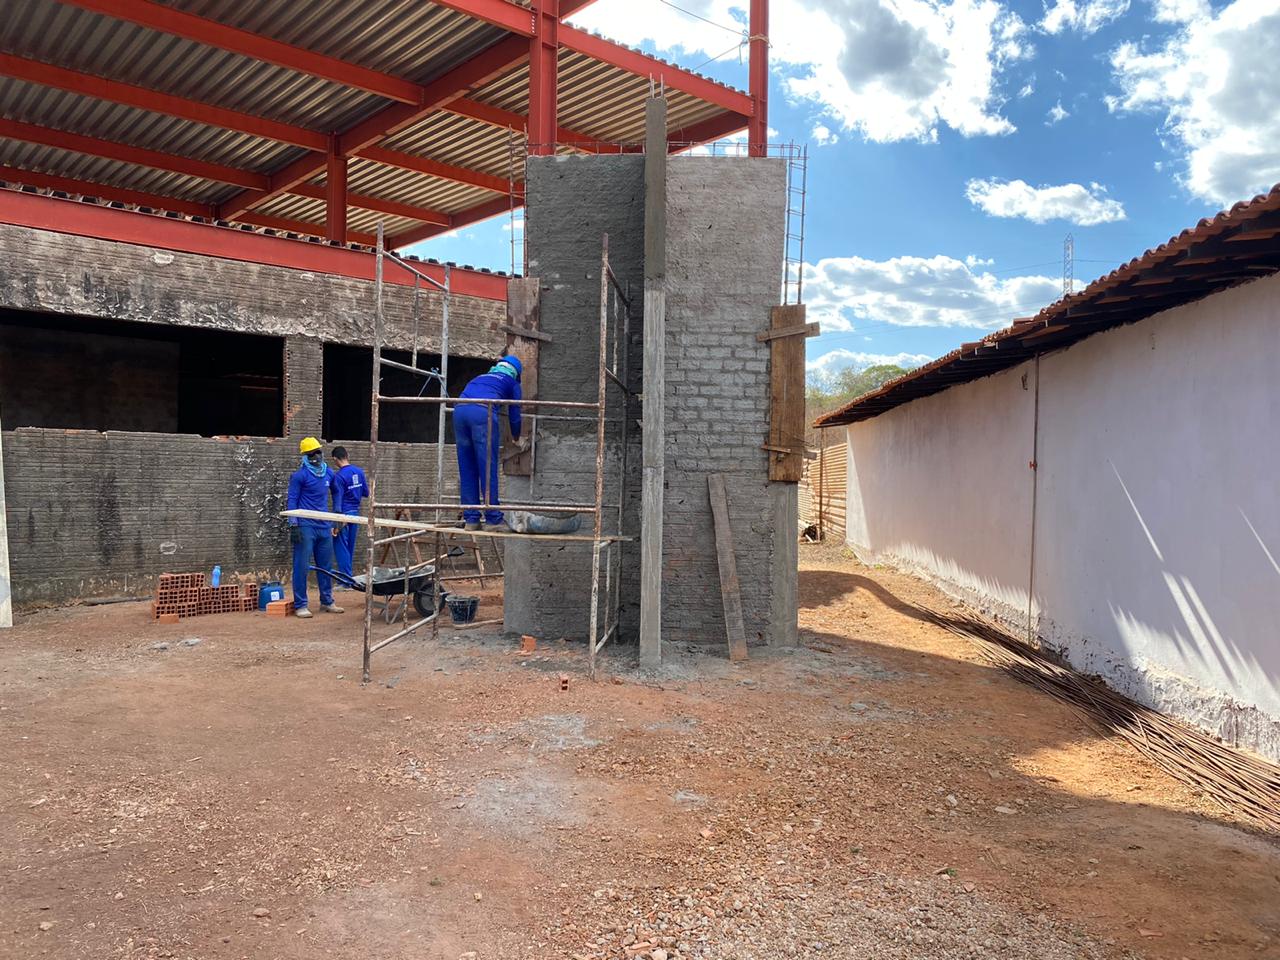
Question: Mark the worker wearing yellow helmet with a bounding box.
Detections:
[285,437,345,619]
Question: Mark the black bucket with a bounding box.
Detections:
[446,595,479,624]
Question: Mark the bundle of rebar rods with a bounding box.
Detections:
[917,605,1280,833]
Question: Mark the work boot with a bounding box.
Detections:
[320,603,345,614]
[464,521,481,531]
[484,521,511,533]
[295,607,313,619]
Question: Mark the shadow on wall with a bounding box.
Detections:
[846,443,1280,760]
[1093,461,1280,757]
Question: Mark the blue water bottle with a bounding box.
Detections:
[211,565,221,588]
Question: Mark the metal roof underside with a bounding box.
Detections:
[815,184,1280,428]
[0,0,746,244]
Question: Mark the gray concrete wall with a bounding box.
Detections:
[661,157,788,645]
[1,428,459,605]
[0,224,507,606]
[0,222,505,356]
[504,156,645,641]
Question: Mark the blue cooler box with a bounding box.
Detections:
[258,582,285,610]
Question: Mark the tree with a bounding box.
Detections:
[805,363,909,444]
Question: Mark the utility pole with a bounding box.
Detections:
[1063,233,1074,297]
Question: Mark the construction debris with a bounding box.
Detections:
[919,604,1280,832]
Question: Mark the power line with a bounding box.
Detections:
[692,39,747,71]
[657,0,745,36]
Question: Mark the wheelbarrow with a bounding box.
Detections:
[312,561,449,623]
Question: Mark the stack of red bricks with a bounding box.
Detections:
[152,573,259,622]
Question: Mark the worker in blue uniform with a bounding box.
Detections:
[455,355,523,530]
[329,445,368,577]
[286,437,345,619]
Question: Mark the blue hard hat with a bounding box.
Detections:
[501,354,523,377]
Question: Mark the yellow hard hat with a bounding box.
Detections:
[299,437,322,454]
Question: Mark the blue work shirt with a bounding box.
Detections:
[287,463,334,529]
[458,372,522,439]
[331,464,368,514]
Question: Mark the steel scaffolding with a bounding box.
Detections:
[283,225,631,681]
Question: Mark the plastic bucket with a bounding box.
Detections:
[446,595,479,624]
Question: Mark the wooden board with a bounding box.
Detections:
[767,304,809,482]
[756,321,819,343]
[503,277,540,476]
[707,474,748,663]
[280,509,632,543]
[798,439,848,541]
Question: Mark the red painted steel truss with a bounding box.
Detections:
[0,0,767,254]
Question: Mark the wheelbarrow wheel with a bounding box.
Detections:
[412,583,437,619]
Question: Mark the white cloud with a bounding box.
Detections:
[803,254,1061,332]
[1041,0,1129,34]
[807,348,934,374]
[1152,0,1209,23]
[571,0,1031,145]
[812,123,839,146]
[1108,0,1280,205]
[1017,76,1036,97]
[965,178,1127,224]
[1046,100,1069,124]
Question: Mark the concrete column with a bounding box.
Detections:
[767,482,798,645]
[639,96,667,669]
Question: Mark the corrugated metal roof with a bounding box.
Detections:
[815,184,1280,428]
[0,0,750,242]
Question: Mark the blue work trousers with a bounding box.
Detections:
[291,525,335,611]
[455,404,504,525]
[333,512,361,577]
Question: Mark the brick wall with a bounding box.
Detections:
[0,428,461,605]
[0,223,506,606]
[503,154,789,650]
[504,156,645,640]
[284,335,324,440]
[661,158,787,645]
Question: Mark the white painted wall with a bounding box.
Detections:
[845,272,1280,760]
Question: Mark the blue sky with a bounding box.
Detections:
[407,0,1280,381]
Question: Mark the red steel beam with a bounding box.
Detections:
[291,183,450,226]
[669,111,750,151]
[446,97,611,152]
[0,116,269,190]
[0,118,452,223]
[337,37,528,158]
[528,0,559,156]
[0,53,327,152]
[53,0,612,151]
[217,36,528,219]
[386,110,749,250]
[53,0,423,104]
[325,139,347,242]
[235,211,376,246]
[356,146,520,197]
[558,27,753,116]
[0,164,212,216]
[748,0,768,156]
[427,0,534,35]
[0,186,510,298]
[387,194,516,249]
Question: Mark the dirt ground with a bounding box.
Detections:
[2,547,1278,960]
